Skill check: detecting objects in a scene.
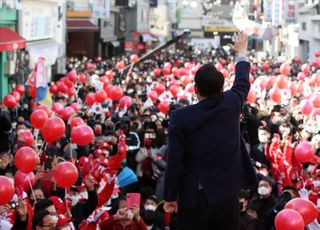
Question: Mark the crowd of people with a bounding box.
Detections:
[0,43,319,230]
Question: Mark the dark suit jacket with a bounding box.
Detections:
[164,61,257,208]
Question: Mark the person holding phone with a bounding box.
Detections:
[163,32,257,230]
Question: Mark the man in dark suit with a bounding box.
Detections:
[163,32,257,230]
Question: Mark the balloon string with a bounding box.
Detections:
[28,176,36,204]
[65,188,69,211]
[70,141,74,163]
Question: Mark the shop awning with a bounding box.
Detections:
[0,28,26,52]
[67,19,99,32]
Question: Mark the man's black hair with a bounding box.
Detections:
[239,189,250,201]
[194,63,224,97]
[33,209,50,229]
[34,199,54,214]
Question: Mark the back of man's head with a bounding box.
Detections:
[195,63,224,97]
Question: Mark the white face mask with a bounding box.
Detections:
[147,225,154,230]
[313,181,320,188]
[51,215,58,225]
[68,195,80,206]
[258,135,269,143]
[126,210,134,220]
[258,186,270,196]
[317,199,320,209]
[79,191,88,200]
[144,204,157,211]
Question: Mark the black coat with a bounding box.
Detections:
[164,61,257,208]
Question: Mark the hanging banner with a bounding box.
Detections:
[92,0,110,18]
[284,0,297,24]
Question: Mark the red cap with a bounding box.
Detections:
[49,196,64,211]
[99,142,111,150]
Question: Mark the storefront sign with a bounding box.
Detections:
[92,0,110,18]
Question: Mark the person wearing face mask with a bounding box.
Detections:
[250,126,271,170]
[249,178,276,230]
[141,196,165,230]
[99,205,148,230]
[239,190,258,230]
[136,127,159,190]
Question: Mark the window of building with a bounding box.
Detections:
[302,22,307,30]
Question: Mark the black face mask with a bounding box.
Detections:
[239,202,244,211]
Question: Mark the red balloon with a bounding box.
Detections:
[30,109,48,129]
[41,117,66,143]
[310,73,320,87]
[105,70,114,81]
[116,61,125,70]
[285,198,318,224]
[68,87,76,98]
[96,57,102,62]
[300,99,313,116]
[17,130,35,147]
[61,106,75,121]
[53,162,78,188]
[70,117,85,129]
[181,76,191,86]
[297,72,306,81]
[259,79,267,90]
[162,67,171,76]
[29,86,36,98]
[130,54,139,63]
[15,146,38,173]
[312,95,320,108]
[269,87,282,103]
[36,105,51,117]
[295,141,315,163]
[312,59,319,68]
[220,69,229,79]
[0,176,14,205]
[154,84,166,95]
[153,68,161,77]
[164,62,172,69]
[280,63,291,75]
[289,82,298,96]
[227,63,235,73]
[95,90,107,103]
[186,83,195,93]
[52,102,64,114]
[316,51,320,57]
[79,73,87,84]
[119,96,132,108]
[172,67,180,77]
[250,65,258,73]
[70,102,80,112]
[3,95,17,108]
[86,63,95,71]
[11,91,21,102]
[85,93,96,106]
[247,90,256,103]
[49,84,58,94]
[275,209,304,230]
[262,63,269,72]
[147,91,158,102]
[71,125,94,146]
[276,75,288,89]
[14,171,35,192]
[266,75,276,88]
[67,70,78,82]
[158,101,170,115]
[215,63,223,71]
[57,83,68,94]
[109,86,123,101]
[63,78,73,88]
[301,63,311,75]
[15,84,26,95]
[170,85,179,98]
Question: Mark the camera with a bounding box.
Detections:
[8,201,19,209]
[152,155,167,180]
